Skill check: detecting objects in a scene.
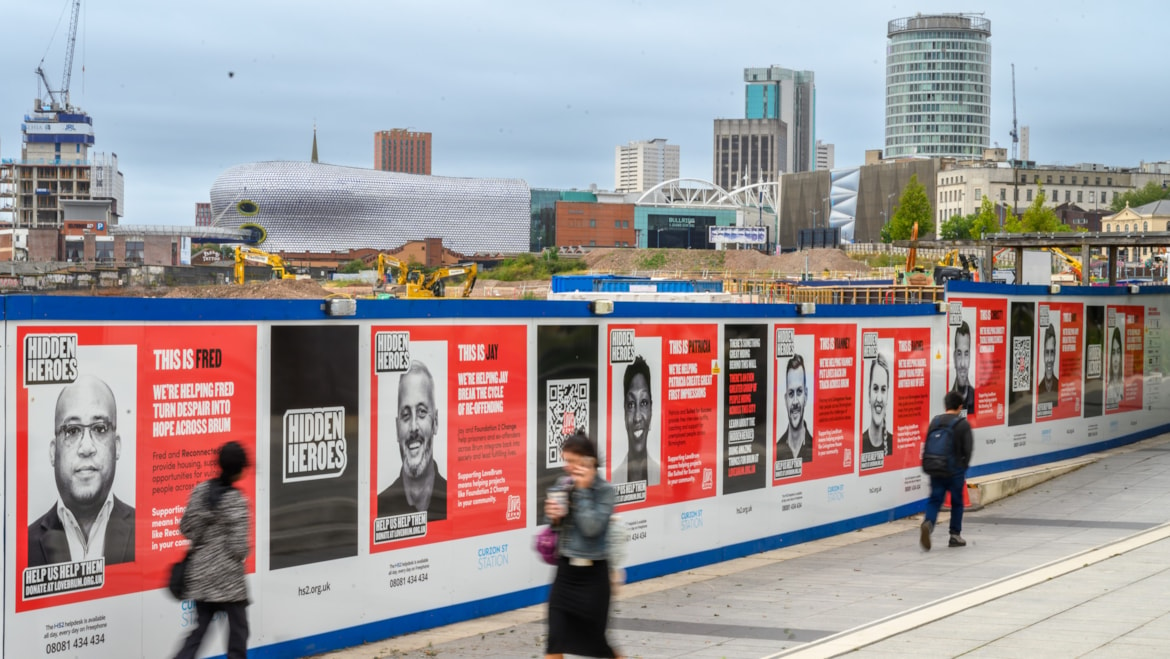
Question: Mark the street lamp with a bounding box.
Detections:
[810,208,820,230]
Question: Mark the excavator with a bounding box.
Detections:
[932,249,980,285]
[235,246,298,284]
[374,253,411,290]
[1046,247,1084,283]
[411,263,478,299]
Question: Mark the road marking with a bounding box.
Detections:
[762,521,1170,658]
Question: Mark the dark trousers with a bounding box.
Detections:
[924,471,966,535]
[175,600,249,659]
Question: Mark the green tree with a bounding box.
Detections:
[880,174,932,242]
[338,259,366,274]
[970,196,1001,238]
[1005,184,1071,233]
[939,213,974,240]
[1111,180,1170,212]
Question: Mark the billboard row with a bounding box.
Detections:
[5,290,1168,657]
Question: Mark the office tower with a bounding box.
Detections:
[1020,126,1030,162]
[196,202,212,226]
[744,66,816,173]
[885,14,991,158]
[614,139,680,193]
[374,129,432,175]
[712,119,786,191]
[816,140,835,171]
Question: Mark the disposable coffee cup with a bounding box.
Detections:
[548,490,568,513]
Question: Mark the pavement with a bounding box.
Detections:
[316,433,1170,659]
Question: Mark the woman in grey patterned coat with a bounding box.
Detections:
[174,441,251,659]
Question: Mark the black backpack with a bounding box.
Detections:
[922,415,962,477]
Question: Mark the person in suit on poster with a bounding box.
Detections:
[377,360,447,521]
[949,321,976,415]
[28,375,136,567]
[776,354,814,462]
[613,356,660,486]
[861,353,894,456]
[1037,324,1060,407]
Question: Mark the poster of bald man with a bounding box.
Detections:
[369,324,528,553]
[22,341,138,594]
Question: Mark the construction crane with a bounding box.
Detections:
[1010,63,1020,215]
[36,0,82,110]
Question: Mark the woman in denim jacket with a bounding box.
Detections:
[544,431,623,659]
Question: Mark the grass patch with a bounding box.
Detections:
[486,251,587,281]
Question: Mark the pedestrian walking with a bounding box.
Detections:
[174,441,252,659]
[921,391,974,550]
[543,431,624,659]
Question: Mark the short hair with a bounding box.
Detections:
[623,355,652,396]
[954,321,972,348]
[869,353,890,385]
[784,354,806,382]
[944,390,965,412]
[1044,324,1057,346]
[561,430,598,463]
[399,360,435,401]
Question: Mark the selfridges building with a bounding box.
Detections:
[209,161,530,254]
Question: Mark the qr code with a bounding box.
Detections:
[546,378,590,468]
[1012,336,1032,393]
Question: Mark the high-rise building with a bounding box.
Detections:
[1020,126,1030,162]
[0,98,124,227]
[614,138,679,193]
[712,119,786,191]
[374,129,432,175]
[744,66,816,173]
[195,202,212,226]
[816,140,835,171]
[885,14,991,158]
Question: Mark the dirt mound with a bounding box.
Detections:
[161,279,333,299]
[583,247,871,277]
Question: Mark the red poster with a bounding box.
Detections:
[1106,306,1144,413]
[858,328,931,474]
[1035,302,1084,421]
[16,325,257,612]
[772,323,856,483]
[607,324,718,510]
[947,298,1007,427]
[369,325,527,552]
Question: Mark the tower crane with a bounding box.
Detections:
[1010,63,1020,216]
[35,0,82,110]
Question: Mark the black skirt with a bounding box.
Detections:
[546,557,616,658]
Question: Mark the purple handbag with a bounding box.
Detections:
[535,526,559,565]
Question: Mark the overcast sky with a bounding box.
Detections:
[2,0,1166,225]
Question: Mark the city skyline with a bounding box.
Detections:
[1,0,1166,226]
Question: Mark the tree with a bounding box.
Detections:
[1005,184,1071,233]
[880,174,932,243]
[1111,180,1170,212]
[939,213,974,240]
[338,259,366,274]
[970,196,1001,238]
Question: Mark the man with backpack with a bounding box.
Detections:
[920,391,974,551]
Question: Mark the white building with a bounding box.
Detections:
[816,140,835,171]
[934,151,1168,231]
[614,138,679,194]
[885,14,991,159]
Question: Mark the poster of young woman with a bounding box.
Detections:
[607,323,718,510]
[858,327,931,475]
[1105,305,1145,414]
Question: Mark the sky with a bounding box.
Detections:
[2,0,1168,225]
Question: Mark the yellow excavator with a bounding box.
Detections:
[374,253,411,290]
[1046,247,1084,283]
[235,246,298,284]
[410,263,478,299]
[932,249,980,285]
